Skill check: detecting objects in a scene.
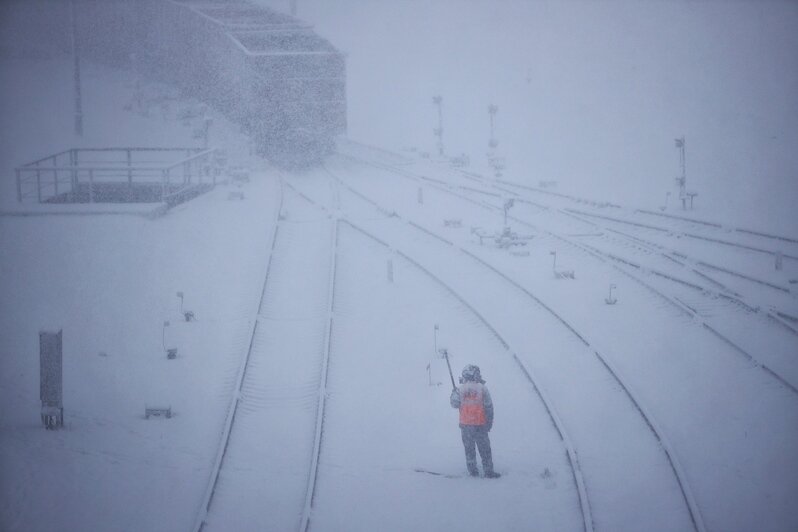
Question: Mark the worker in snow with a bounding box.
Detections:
[450,365,500,478]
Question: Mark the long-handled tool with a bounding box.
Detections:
[441,348,457,390]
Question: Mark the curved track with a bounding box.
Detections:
[190,150,798,531]
[476,179,798,394]
[322,150,798,531]
[292,164,705,531]
[337,154,798,395]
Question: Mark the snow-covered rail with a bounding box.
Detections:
[299,217,339,532]
[564,207,798,262]
[371,158,798,396]
[287,171,593,530]
[317,161,706,532]
[329,151,798,530]
[342,218,594,532]
[547,208,798,344]
[492,178,798,258]
[556,208,798,298]
[192,179,284,532]
[194,179,339,532]
[496,197,798,394]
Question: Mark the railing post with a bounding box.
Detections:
[70,149,78,201]
[161,169,168,202]
[16,169,22,202]
[36,168,42,203]
[88,169,94,203]
[54,168,59,197]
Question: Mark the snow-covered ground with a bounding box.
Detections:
[3,2,798,531]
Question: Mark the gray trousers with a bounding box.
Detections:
[460,425,493,474]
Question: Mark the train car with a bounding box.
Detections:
[68,0,346,169]
[151,1,347,168]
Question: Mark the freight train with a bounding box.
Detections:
[148,1,346,168]
[41,0,347,168]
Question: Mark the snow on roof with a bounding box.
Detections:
[173,1,339,55]
[175,1,308,30]
[232,30,338,55]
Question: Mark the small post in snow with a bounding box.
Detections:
[775,251,783,271]
[550,250,557,271]
[417,187,424,205]
[177,291,194,321]
[427,324,442,386]
[488,104,499,150]
[660,192,670,212]
[503,198,514,228]
[387,259,394,283]
[163,321,177,359]
[40,330,64,429]
[605,283,618,305]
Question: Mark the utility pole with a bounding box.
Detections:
[432,95,444,156]
[70,0,83,136]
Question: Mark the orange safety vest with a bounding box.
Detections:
[459,384,487,425]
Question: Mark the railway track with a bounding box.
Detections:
[478,186,798,392]
[340,218,594,532]
[428,164,798,309]
[491,178,798,260]
[497,187,798,320]
[323,151,798,531]
[193,172,590,531]
[335,219,594,531]
[334,153,798,394]
[553,207,798,303]
[291,164,706,531]
[282,177,602,531]
[190,151,797,531]
[191,178,284,532]
[192,179,339,532]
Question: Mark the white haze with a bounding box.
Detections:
[257,0,798,232]
[1,1,798,531]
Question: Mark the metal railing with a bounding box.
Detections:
[15,147,218,204]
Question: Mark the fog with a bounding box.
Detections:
[258,0,798,231]
[1,2,797,531]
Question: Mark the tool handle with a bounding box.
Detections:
[443,349,456,390]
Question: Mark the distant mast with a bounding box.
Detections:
[70,0,83,136]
